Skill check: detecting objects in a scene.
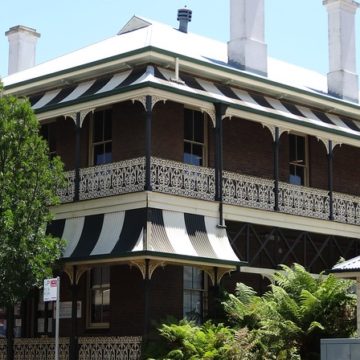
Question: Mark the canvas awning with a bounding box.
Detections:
[30,65,360,141]
[47,207,242,271]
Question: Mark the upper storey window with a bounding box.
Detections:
[184,109,207,166]
[91,109,112,165]
[289,134,308,186]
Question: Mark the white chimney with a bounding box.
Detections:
[5,25,40,75]
[228,0,267,76]
[323,0,359,103]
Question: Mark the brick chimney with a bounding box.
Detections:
[323,0,359,103]
[5,25,40,75]
[228,0,267,76]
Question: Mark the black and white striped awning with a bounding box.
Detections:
[29,65,360,138]
[47,208,240,267]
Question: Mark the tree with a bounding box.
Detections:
[0,88,65,308]
[223,264,356,360]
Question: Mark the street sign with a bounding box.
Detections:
[43,278,58,302]
[43,277,60,360]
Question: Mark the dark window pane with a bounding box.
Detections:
[184,142,192,164]
[104,110,112,141]
[192,144,203,166]
[94,144,105,165]
[184,110,192,140]
[289,134,296,162]
[297,136,305,162]
[193,113,204,142]
[93,113,103,143]
[104,142,112,164]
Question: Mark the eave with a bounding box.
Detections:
[4,46,360,121]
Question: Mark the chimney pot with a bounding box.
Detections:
[5,25,40,75]
[177,7,192,33]
[323,0,359,102]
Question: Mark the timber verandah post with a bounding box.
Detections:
[214,102,227,227]
[273,126,280,211]
[74,112,81,202]
[328,140,334,220]
[145,95,152,191]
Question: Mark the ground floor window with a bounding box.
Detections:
[87,266,110,328]
[183,266,207,323]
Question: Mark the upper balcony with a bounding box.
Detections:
[58,156,360,226]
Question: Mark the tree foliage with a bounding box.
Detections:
[224,264,356,359]
[0,90,65,306]
[146,320,257,360]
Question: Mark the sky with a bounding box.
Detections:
[0,0,356,79]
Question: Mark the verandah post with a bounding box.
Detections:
[145,96,152,191]
[273,127,280,211]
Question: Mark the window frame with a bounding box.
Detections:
[40,121,57,159]
[89,108,113,166]
[183,108,208,167]
[183,266,208,323]
[288,132,309,186]
[86,266,111,329]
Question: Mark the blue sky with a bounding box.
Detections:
[0,0,355,78]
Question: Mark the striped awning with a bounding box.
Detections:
[29,65,360,139]
[47,208,241,267]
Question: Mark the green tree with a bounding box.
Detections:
[0,89,65,307]
[223,264,356,360]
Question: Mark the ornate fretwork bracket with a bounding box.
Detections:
[131,96,167,111]
[63,264,91,285]
[201,267,233,286]
[200,108,216,127]
[129,260,166,280]
[317,137,342,153]
[64,108,95,128]
[261,124,289,141]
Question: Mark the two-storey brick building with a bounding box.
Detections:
[1,1,360,358]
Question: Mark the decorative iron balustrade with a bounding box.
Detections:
[78,336,142,360]
[223,171,274,210]
[57,157,360,226]
[57,170,75,203]
[13,337,69,360]
[278,182,329,220]
[151,157,215,201]
[333,192,360,225]
[79,157,145,200]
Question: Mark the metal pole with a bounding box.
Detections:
[328,140,334,220]
[273,127,280,211]
[55,276,60,360]
[145,96,152,191]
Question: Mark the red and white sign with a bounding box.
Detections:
[43,278,58,302]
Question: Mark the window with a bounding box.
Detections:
[289,134,308,186]
[40,122,57,158]
[91,109,112,165]
[183,266,207,323]
[88,266,110,328]
[184,109,207,166]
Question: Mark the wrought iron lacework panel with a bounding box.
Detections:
[78,336,142,360]
[13,338,69,360]
[333,192,360,225]
[278,182,329,220]
[57,156,360,226]
[151,157,215,201]
[223,171,274,210]
[79,157,145,200]
[227,222,360,273]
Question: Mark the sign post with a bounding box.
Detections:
[44,277,60,360]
